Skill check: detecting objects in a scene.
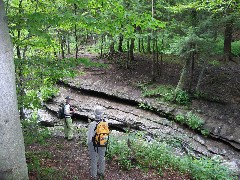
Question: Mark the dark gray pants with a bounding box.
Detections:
[88,142,106,178]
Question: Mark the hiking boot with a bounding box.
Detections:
[97,173,105,180]
[67,137,74,141]
[90,176,97,180]
[99,175,104,180]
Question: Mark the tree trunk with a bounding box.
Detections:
[159,38,164,76]
[189,42,196,92]
[147,35,151,53]
[0,1,29,178]
[67,34,70,55]
[155,37,160,75]
[126,40,130,69]
[175,57,191,92]
[16,0,26,120]
[100,34,104,57]
[224,19,233,62]
[129,38,135,61]
[16,45,26,120]
[109,37,115,54]
[151,37,156,82]
[118,34,123,52]
[74,3,78,59]
[138,37,141,52]
[196,59,206,92]
[61,35,65,59]
[141,38,145,53]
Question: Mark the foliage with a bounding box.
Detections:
[22,112,51,145]
[107,133,237,180]
[175,89,190,105]
[15,57,99,110]
[176,111,207,134]
[211,38,240,57]
[208,59,222,66]
[213,38,225,56]
[140,84,190,105]
[5,0,240,113]
[26,151,64,179]
[232,40,240,57]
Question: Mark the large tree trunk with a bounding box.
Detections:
[224,19,233,62]
[0,1,29,179]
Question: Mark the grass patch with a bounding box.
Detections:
[138,84,191,106]
[107,133,237,180]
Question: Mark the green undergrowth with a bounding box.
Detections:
[26,150,64,179]
[107,132,237,180]
[175,112,209,136]
[138,83,210,135]
[138,84,190,106]
[22,113,51,145]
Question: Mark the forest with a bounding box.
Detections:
[0,0,240,179]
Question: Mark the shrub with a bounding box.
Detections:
[186,111,204,130]
[175,90,190,105]
[175,112,206,133]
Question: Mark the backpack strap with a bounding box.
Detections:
[92,121,99,152]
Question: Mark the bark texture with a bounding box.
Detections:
[0,1,29,179]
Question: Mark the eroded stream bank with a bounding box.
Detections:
[41,84,240,175]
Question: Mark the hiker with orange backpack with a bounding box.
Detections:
[87,106,110,180]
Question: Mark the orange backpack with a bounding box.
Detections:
[93,120,110,148]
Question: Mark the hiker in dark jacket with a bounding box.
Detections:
[87,106,108,180]
[64,96,75,140]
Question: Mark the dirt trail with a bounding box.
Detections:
[27,125,190,179]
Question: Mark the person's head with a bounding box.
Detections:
[94,105,103,121]
[65,96,73,104]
